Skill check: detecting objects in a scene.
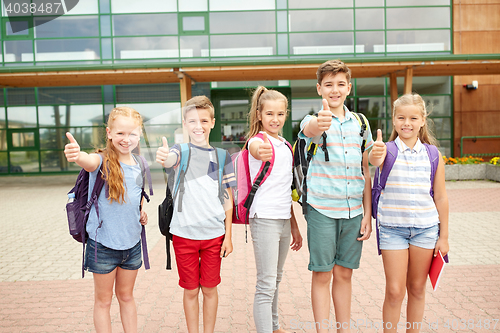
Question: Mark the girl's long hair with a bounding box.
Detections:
[246,86,288,140]
[388,93,438,146]
[99,106,143,203]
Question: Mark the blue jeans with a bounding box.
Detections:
[249,217,291,333]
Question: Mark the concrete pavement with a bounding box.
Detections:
[0,176,499,332]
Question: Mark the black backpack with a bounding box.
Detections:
[158,167,176,270]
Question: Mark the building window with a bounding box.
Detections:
[209,0,275,11]
[110,0,176,14]
[179,12,208,35]
[210,11,274,34]
[113,14,178,36]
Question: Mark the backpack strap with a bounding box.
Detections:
[284,140,299,201]
[377,141,398,194]
[252,132,275,184]
[86,163,107,277]
[372,141,398,219]
[243,133,275,210]
[174,144,191,212]
[132,153,152,271]
[79,164,105,278]
[423,144,447,263]
[215,147,228,205]
[87,167,105,229]
[311,113,330,162]
[299,136,321,214]
[423,143,440,198]
[319,132,329,161]
[374,141,398,256]
[134,154,154,200]
[351,112,369,154]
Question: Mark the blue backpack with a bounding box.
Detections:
[158,144,227,270]
[66,154,153,277]
[371,141,440,255]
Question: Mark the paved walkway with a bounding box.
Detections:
[0,176,499,332]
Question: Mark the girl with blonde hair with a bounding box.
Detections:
[370,93,449,332]
[64,106,150,333]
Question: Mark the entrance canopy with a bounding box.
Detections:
[1,54,499,88]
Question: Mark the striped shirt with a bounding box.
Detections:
[299,106,373,219]
[377,137,440,228]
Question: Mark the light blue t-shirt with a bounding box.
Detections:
[86,154,143,250]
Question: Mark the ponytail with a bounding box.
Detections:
[247,86,268,140]
[246,86,289,140]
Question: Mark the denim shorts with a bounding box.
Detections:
[379,224,439,251]
[84,238,142,274]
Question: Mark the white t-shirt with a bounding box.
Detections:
[248,132,293,219]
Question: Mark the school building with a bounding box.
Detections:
[0,0,499,174]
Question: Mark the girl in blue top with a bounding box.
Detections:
[247,86,303,333]
[369,93,449,332]
[64,106,149,333]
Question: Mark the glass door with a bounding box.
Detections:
[6,128,40,173]
[210,88,292,151]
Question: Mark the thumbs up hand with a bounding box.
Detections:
[369,129,387,167]
[64,132,81,163]
[258,133,273,162]
[317,99,333,132]
[156,136,170,166]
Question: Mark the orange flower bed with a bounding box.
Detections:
[443,156,484,165]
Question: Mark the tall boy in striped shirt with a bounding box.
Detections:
[298,59,373,332]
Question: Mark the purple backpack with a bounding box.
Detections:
[371,141,440,255]
[66,154,153,277]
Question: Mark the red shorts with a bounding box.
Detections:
[172,235,224,290]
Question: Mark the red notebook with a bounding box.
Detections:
[429,251,446,291]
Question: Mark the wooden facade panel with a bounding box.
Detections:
[455,111,500,156]
[460,138,500,156]
[458,113,478,141]
[476,112,500,134]
[454,75,500,86]
[454,0,500,4]
[453,84,500,112]
[453,7,461,32]
[453,86,461,113]
[454,32,459,54]
[455,4,500,31]
[453,0,500,157]
[458,32,500,53]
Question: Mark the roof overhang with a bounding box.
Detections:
[1,54,499,88]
